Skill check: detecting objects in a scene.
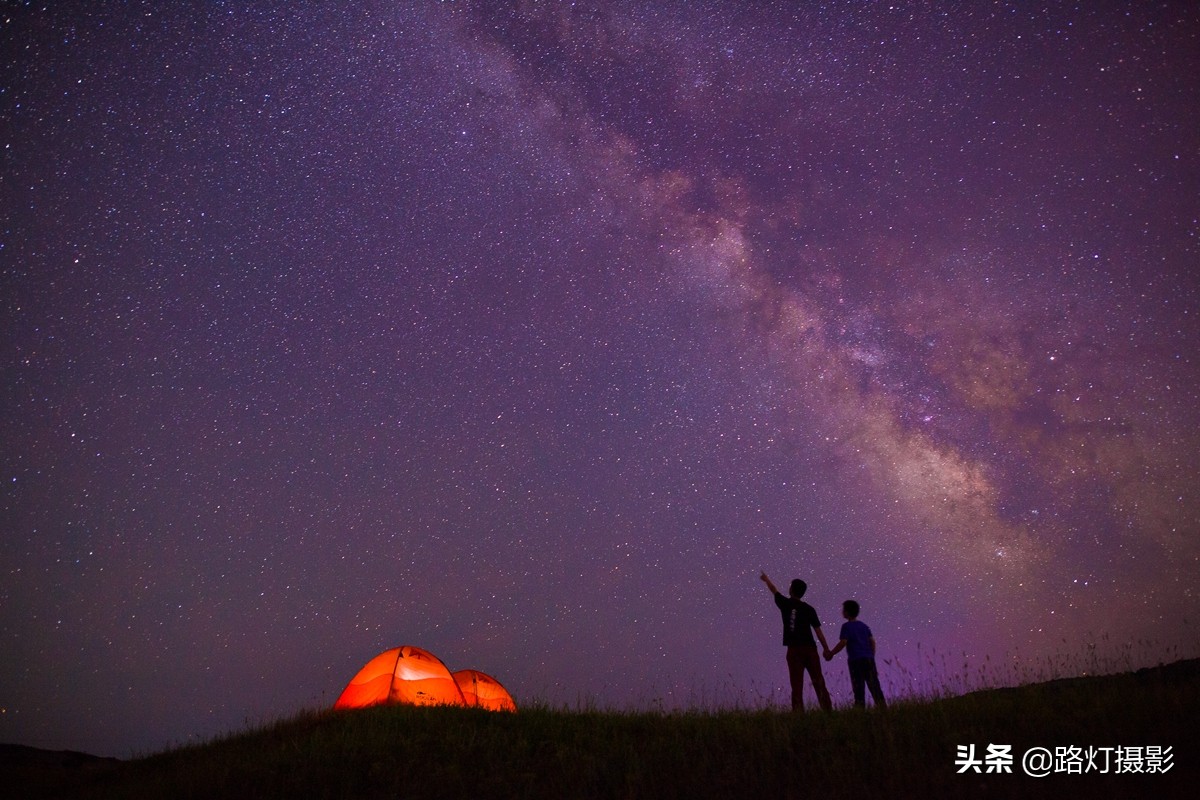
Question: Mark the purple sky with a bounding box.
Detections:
[3,2,1198,757]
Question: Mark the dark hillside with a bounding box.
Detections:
[7,659,1197,799]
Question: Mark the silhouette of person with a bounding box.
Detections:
[825,599,887,709]
[760,572,833,712]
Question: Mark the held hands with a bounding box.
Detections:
[823,648,833,661]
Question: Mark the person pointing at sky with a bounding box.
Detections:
[760,572,834,712]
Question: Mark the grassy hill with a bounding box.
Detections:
[8,659,1197,799]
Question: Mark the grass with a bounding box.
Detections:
[9,658,1198,799]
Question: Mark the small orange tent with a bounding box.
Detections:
[333,646,465,709]
[452,669,517,711]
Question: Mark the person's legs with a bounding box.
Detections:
[848,658,868,707]
[800,645,833,711]
[785,647,806,711]
[864,660,887,709]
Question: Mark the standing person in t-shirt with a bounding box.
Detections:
[759,572,833,712]
[825,599,887,709]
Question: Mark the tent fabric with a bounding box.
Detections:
[452,669,517,712]
[333,646,517,712]
[333,646,466,709]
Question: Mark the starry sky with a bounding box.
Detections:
[2,1,1198,758]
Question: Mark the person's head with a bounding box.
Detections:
[789,579,807,599]
[843,599,860,619]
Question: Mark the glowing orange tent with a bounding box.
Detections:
[452,669,517,711]
[333,646,465,709]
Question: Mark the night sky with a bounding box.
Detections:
[3,2,1198,758]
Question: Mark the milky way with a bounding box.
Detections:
[2,2,1198,756]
